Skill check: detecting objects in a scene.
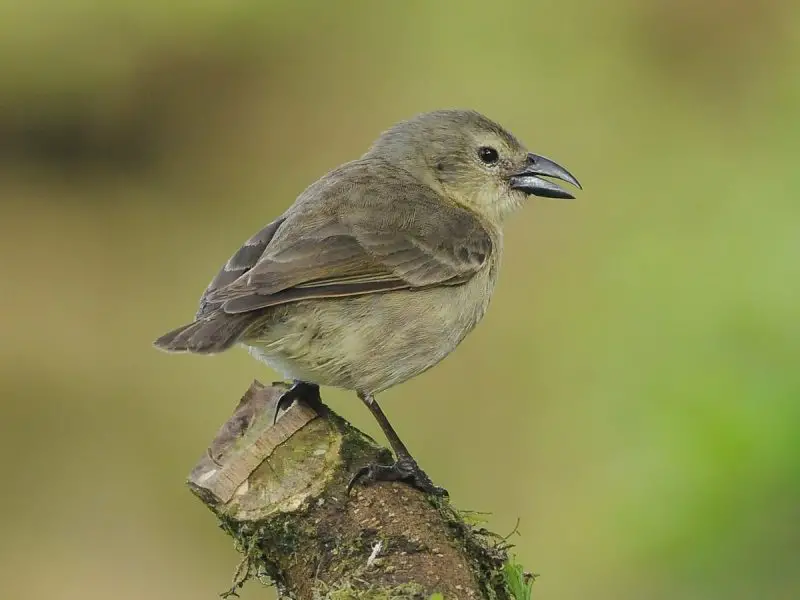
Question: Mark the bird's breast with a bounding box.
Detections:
[242,252,501,393]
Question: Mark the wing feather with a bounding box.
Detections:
[199,161,493,316]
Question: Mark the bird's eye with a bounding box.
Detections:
[477,146,499,165]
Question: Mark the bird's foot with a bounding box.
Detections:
[348,454,448,497]
[272,380,323,424]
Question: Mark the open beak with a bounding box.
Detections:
[509,153,582,199]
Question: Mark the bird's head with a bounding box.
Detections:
[365,109,581,223]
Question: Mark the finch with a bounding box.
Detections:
[155,109,581,494]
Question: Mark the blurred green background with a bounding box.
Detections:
[1,1,798,599]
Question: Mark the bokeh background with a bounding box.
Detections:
[1,1,798,599]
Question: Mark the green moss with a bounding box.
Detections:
[321,580,427,600]
[217,491,537,600]
[337,420,392,472]
[216,511,308,597]
[501,558,537,600]
[424,497,513,600]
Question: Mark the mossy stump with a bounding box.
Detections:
[188,381,516,600]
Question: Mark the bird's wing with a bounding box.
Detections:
[195,217,286,318]
[199,164,493,316]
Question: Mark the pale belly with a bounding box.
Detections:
[242,269,497,394]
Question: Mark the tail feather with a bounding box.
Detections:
[153,313,253,354]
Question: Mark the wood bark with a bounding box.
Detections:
[188,381,525,600]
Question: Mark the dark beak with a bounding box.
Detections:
[509,153,582,199]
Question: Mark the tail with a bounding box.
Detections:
[153,313,254,354]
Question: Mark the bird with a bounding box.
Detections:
[154,109,581,495]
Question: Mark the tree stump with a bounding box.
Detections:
[187,381,528,600]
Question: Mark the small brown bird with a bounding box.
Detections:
[155,109,580,494]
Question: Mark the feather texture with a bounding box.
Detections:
[201,159,493,314]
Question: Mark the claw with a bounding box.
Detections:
[347,455,448,497]
[272,381,322,424]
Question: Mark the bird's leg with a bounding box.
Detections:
[272,380,323,424]
[348,392,448,497]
